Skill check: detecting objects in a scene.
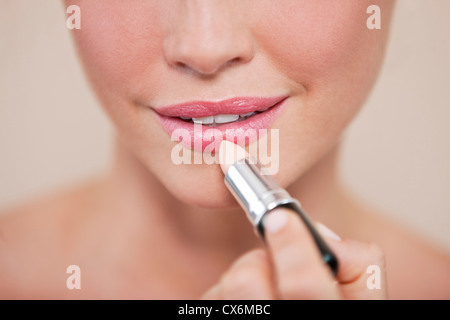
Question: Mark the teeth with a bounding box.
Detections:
[192,116,214,124]
[240,112,255,118]
[214,114,240,124]
[181,111,260,125]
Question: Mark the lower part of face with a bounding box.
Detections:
[67,0,394,208]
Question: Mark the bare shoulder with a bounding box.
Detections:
[361,210,450,299]
[0,177,106,298]
[0,177,105,243]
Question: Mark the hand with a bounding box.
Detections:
[201,208,387,300]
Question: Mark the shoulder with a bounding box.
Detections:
[0,177,104,243]
[388,226,450,299]
[0,177,105,298]
[362,211,450,299]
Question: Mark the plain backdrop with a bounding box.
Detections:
[1,0,449,251]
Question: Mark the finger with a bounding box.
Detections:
[263,208,339,299]
[202,249,276,300]
[317,228,387,300]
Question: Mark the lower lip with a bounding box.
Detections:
[155,98,288,152]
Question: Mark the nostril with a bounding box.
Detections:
[174,61,188,70]
[172,61,216,76]
[225,57,242,67]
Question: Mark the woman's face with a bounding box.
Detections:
[67,0,394,207]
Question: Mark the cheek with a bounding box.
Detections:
[255,0,386,78]
[258,1,391,132]
[71,1,166,97]
[252,1,393,186]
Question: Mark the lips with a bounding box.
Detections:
[153,96,288,152]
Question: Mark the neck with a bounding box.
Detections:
[286,144,351,237]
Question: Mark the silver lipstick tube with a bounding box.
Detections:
[224,157,339,276]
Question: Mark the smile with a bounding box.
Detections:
[153,96,288,152]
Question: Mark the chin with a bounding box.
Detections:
[160,162,242,208]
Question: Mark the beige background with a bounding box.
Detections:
[1,1,449,251]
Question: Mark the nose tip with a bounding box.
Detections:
[165,38,253,75]
[163,6,254,77]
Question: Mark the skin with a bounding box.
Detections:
[1,0,450,299]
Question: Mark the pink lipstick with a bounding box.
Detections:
[153,96,288,152]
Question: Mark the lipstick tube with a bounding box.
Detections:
[224,157,339,276]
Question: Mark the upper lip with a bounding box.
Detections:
[154,96,287,118]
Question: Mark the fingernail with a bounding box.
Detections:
[316,222,341,241]
[263,209,289,234]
